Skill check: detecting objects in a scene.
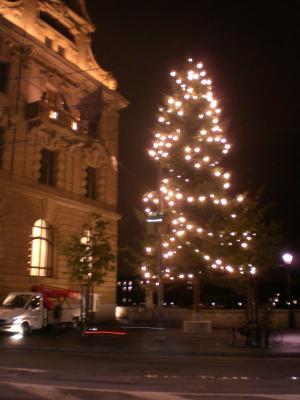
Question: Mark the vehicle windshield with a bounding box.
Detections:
[1,294,31,308]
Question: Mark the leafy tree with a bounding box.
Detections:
[62,213,115,322]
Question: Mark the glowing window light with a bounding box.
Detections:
[49,110,58,119]
[30,219,52,277]
[71,121,78,131]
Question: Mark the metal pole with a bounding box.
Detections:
[156,164,164,327]
[287,270,294,328]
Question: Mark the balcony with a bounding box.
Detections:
[25,101,87,135]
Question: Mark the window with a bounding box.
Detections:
[29,296,41,310]
[2,294,31,308]
[0,127,4,169]
[45,37,53,49]
[30,219,53,277]
[39,148,56,186]
[40,12,75,43]
[88,120,98,138]
[58,46,65,57]
[85,167,97,199]
[0,62,10,93]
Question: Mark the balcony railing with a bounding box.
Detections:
[25,101,87,135]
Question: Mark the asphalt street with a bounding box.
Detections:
[0,349,300,399]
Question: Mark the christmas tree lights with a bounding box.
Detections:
[142,58,257,287]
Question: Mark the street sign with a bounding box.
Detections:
[146,211,164,223]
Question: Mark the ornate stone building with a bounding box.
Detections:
[0,0,127,318]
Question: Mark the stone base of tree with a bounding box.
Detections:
[183,320,212,334]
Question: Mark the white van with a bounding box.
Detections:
[0,291,81,335]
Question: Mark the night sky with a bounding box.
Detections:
[86,1,300,261]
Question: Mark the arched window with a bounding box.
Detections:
[30,219,53,277]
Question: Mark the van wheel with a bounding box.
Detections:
[19,322,31,336]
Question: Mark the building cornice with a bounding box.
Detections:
[0,175,121,221]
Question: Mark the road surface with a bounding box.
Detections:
[0,349,300,399]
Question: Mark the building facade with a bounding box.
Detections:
[0,0,127,319]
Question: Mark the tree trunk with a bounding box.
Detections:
[193,275,201,320]
[145,286,155,309]
[246,276,258,323]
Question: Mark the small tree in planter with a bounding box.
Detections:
[62,213,115,328]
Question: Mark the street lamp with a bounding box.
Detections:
[282,252,294,328]
[282,253,293,266]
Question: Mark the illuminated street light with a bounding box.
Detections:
[282,252,294,328]
[282,253,293,265]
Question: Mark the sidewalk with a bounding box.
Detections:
[1,325,300,357]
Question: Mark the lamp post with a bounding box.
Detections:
[145,163,165,332]
[282,252,294,328]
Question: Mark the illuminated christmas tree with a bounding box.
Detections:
[142,58,257,312]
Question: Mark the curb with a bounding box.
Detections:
[1,344,300,358]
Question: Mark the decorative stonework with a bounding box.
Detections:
[83,142,108,169]
[0,0,125,316]
[0,0,24,14]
